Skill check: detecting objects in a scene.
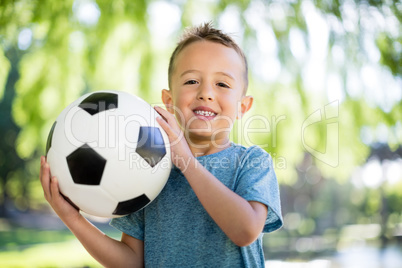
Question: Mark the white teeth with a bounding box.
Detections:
[194,110,216,117]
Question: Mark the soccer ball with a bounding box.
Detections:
[45,90,171,218]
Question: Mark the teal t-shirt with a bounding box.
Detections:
[110,143,283,267]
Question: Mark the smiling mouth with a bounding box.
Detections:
[194,110,217,117]
[193,107,217,120]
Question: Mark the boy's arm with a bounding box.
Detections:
[182,158,268,247]
[155,108,268,247]
[40,157,144,267]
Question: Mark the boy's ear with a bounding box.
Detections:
[237,95,253,119]
[161,89,175,114]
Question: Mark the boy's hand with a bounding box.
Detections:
[40,156,80,223]
[154,106,193,171]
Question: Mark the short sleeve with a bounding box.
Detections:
[110,209,145,240]
[234,146,283,233]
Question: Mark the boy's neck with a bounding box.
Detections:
[187,136,231,157]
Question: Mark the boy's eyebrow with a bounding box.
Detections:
[180,70,235,80]
[216,71,235,81]
[180,70,199,77]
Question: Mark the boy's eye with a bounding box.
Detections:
[217,82,230,88]
[184,80,198,85]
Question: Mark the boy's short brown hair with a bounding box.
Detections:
[168,22,249,93]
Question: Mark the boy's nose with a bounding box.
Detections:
[197,84,214,101]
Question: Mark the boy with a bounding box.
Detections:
[40,23,282,267]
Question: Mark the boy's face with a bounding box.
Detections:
[162,41,253,144]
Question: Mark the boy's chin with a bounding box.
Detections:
[186,130,230,143]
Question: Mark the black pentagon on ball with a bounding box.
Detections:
[67,144,106,185]
[113,194,151,215]
[78,92,118,116]
[135,126,166,168]
[46,121,57,156]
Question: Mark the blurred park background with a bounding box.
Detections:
[0,0,401,267]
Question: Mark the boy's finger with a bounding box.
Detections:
[156,116,176,139]
[39,156,46,177]
[39,160,45,186]
[39,157,43,182]
[40,163,52,200]
[50,176,60,200]
[154,106,169,122]
[155,106,182,134]
[154,106,174,122]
